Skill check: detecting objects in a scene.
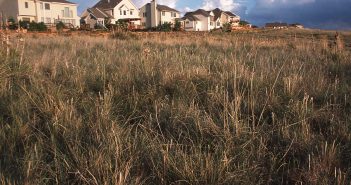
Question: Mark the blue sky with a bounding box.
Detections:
[71,0,351,30]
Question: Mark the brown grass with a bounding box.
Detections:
[0,29,350,184]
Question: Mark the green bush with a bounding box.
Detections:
[28,21,47,31]
[173,20,182,31]
[157,22,172,32]
[222,22,232,32]
[19,20,30,29]
[7,17,18,30]
[56,21,65,32]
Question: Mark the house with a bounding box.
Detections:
[181,8,240,31]
[139,0,180,29]
[80,8,113,29]
[82,0,141,29]
[181,9,215,31]
[265,22,288,29]
[212,8,240,29]
[0,0,80,27]
[289,23,304,29]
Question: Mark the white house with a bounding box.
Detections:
[212,8,240,28]
[182,8,240,31]
[182,9,215,31]
[0,0,80,26]
[139,0,180,29]
[82,0,141,28]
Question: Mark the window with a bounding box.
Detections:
[120,10,122,15]
[130,9,133,15]
[217,22,220,26]
[185,21,189,24]
[70,10,73,18]
[162,11,165,16]
[143,12,147,17]
[123,10,126,15]
[45,3,50,10]
[40,2,43,9]
[46,18,51,23]
[172,12,176,17]
[25,2,28,8]
[210,22,213,26]
[64,7,69,17]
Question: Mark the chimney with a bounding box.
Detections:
[151,0,157,27]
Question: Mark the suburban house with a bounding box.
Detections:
[81,0,140,29]
[80,8,113,29]
[182,9,215,31]
[212,8,240,28]
[0,0,79,27]
[181,8,240,31]
[139,0,180,29]
[265,22,288,29]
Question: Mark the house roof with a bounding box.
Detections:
[182,14,200,21]
[157,5,179,12]
[88,8,113,19]
[223,11,237,17]
[212,8,222,21]
[93,0,122,10]
[40,0,76,4]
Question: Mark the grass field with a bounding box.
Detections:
[0,29,350,184]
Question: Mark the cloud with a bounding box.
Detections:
[201,0,240,11]
[247,0,351,29]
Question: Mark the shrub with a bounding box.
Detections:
[28,21,47,32]
[173,20,182,31]
[7,17,18,30]
[222,22,232,32]
[19,20,30,29]
[157,22,172,32]
[56,21,65,32]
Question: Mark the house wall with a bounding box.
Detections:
[158,11,179,25]
[111,0,139,24]
[139,5,150,28]
[18,0,37,21]
[184,19,196,31]
[0,0,20,21]
[36,1,79,26]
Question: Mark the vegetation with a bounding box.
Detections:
[222,22,232,32]
[173,20,182,31]
[239,20,250,26]
[56,21,65,32]
[0,29,350,184]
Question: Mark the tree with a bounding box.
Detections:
[157,22,172,32]
[56,21,65,32]
[239,20,250,26]
[8,17,18,30]
[222,22,232,32]
[173,20,181,31]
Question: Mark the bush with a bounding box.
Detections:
[157,22,172,32]
[19,21,30,29]
[222,22,232,32]
[7,17,18,30]
[28,21,47,32]
[173,20,182,31]
[56,21,65,32]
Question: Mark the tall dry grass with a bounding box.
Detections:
[0,29,350,184]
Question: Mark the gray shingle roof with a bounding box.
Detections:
[157,5,180,12]
[40,0,76,4]
[88,8,113,19]
[93,0,123,9]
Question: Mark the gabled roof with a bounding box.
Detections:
[93,0,123,10]
[182,14,200,21]
[157,5,179,12]
[40,0,76,4]
[143,3,180,12]
[223,11,237,17]
[88,8,113,19]
[212,8,222,21]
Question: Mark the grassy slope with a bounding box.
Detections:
[0,29,350,184]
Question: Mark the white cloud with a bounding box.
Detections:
[201,0,241,11]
